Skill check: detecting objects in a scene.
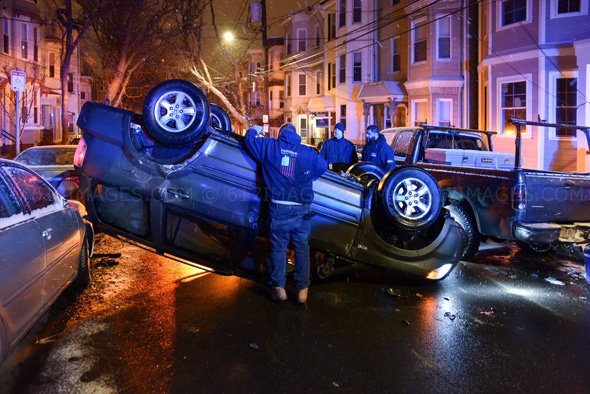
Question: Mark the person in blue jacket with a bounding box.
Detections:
[361,124,395,172]
[320,123,358,172]
[244,123,328,303]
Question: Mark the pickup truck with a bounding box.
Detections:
[379,121,590,258]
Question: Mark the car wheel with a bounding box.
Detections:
[379,167,442,231]
[210,104,232,131]
[142,79,210,146]
[73,239,91,288]
[447,203,480,259]
[346,162,385,185]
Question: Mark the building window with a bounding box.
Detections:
[3,20,9,54]
[328,13,336,40]
[255,91,261,107]
[81,91,86,100]
[392,37,400,72]
[286,33,291,54]
[331,63,336,89]
[385,106,392,128]
[316,72,321,95]
[501,0,527,26]
[412,20,427,63]
[437,99,452,127]
[353,52,362,82]
[68,73,74,93]
[21,23,28,59]
[298,29,306,52]
[412,100,427,126]
[279,91,285,108]
[298,74,306,96]
[551,0,587,17]
[340,104,346,129]
[339,0,346,27]
[286,74,291,97]
[33,28,38,62]
[49,53,55,78]
[300,117,308,137]
[353,0,362,23]
[315,25,321,47]
[500,81,527,135]
[437,16,451,59]
[555,77,577,137]
[339,54,346,83]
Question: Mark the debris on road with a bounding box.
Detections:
[444,312,457,321]
[249,343,260,350]
[187,326,200,334]
[383,287,404,299]
[545,277,565,286]
[92,253,122,259]
[403,319,411,326]
[415,293,423,298]
[332,382,340,388]
[96,259,119,268]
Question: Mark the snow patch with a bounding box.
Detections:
[0,201,63,230]
[40,321,116,393]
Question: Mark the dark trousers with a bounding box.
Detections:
[269,203,312,290]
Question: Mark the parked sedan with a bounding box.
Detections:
[14,146,80,200]
[0,159,93,366]
[75,80,465,281]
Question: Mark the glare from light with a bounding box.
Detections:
[426,264,453,280]
[223,31,235,43]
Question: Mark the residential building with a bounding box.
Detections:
[479,0,590,171]
[362,0,478,143]
[0,0,88,155]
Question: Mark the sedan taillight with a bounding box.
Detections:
[74,136,87,167]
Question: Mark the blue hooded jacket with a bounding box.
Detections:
[320,137,358,171]
[245,125,328,204]
[361,133,395,171]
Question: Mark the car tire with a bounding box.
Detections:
[378,166,442,231]
[447,203,480,259]
[73,239,91,288]
[142,79,210,146]
[346,162,385,185]
[210,104,232,131]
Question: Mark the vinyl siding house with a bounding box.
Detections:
[478,0,590,171]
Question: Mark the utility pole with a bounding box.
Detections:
[261,0,270,135]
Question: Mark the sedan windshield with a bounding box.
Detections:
[15,148,76,166]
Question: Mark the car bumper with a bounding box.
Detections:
[515,221,590,244]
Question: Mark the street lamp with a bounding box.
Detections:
[223,31,235,43]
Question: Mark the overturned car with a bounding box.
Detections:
[74,80,465,280]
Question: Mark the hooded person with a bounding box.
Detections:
[361,124,395,172]
[320,122,358,172]
[244,123,328,303]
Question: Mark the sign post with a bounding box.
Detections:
[11,69,26,156]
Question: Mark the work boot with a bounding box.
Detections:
[271,287,287,302]
[297,288,308,304]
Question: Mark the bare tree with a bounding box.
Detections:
[2,63,42,142]
[190,59,250,128]
[51,0,102,144]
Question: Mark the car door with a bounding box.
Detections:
[3,165,80,304]
[0,169,46,347]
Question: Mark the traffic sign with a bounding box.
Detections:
[11,70,26,92]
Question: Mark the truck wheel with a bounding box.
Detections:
[447,203,480,259]
[210,104,232,131]
[142,80,210,146]
[379,167,442,231]
[346,162,385,185]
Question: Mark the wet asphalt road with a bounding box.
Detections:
[1,234,589,393]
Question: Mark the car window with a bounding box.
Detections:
[0,174,22,219]
[15,148,75,166]
[426,130,487,151]
[391,130,414,161]
[4,166,56,211]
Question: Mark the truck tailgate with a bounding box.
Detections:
[523,170,590,222]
